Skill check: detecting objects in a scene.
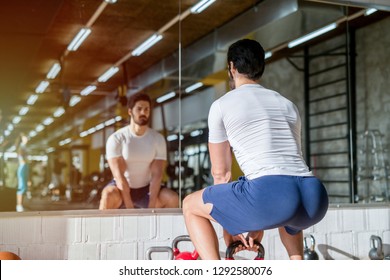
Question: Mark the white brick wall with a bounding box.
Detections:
[0,206,389,260]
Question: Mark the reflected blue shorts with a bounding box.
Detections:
[202,175,329,236]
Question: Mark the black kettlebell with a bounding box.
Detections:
[303,235,319,260]
[225,240,265,260]
[369,235,384,260]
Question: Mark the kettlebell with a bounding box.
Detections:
[369,235,385,260]
[145,246,174,260]
[225,240,265,260]
[172,235,199,260]
[303,234,319,260]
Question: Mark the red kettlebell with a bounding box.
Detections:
[172,235,199,260]
[225,240,265,260]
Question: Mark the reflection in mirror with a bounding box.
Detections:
[0,0,389,212]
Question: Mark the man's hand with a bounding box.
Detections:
[224,229,264,254]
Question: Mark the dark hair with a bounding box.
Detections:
[227,39,265,80]
[127,92,151,109]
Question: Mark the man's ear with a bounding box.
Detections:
[128,108,132,117]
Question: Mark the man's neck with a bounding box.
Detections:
[235,77,258,88]
[129,122,148,136]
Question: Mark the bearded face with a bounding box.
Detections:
[129,100,150,126]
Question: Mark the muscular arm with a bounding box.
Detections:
[208,141,232,184]
[148,159,165,208]
[107,156,134,209]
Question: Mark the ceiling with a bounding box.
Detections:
[0,0,388,154]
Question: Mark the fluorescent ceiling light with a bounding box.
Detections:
[365,8,377,16]
[95,123,105,130]
[81,85,97,96]
[46,147,55,153]
[67,28,92,51]
[35,124,45,132]
[12,116,21,124]
[104,0,117,3]
[265,51,272,60]
[19,106,29,116]
[190,129,203,137]
[132,33,163,56]
[288,23,337,48]
[156,91,175,103]
[191,0,216,14]
[46,62,61,79]
[115,116,122,122]
[104,118,116,126]
[4,130,11,136]
[87,127,97,134]
[29,130,37,138]
[167,134,178,142]
[7,124,14,131]
[185,82,203,93]
[53,107,65,118]
[43,117,54,126]
[80,131,89,138]
[59,138,72,146]
[35,81,50,94]
[69,96,81,107]
[98,66,119,82]
[26,94,38,105]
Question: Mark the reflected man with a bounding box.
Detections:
[99,92,179,209]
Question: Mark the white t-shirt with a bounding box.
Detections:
[106,126,167,189]
[208,83,312,179]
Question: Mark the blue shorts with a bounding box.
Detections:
[107,180,166,209]
[202,175,329,236]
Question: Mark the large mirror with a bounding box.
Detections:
[0,0,389,212]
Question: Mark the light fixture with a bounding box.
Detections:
[29,130,37,138]
[12,116,21,124]
[26,94,38,105]
[81,85,97,96]
[7,124,14,131]
[104,0,117,3]
[67,27,92,51]
[69,96,81,107]
[288,23,337,48]
[46,147,55,153]
[95,123,105,130]
[190,129,203,137]
[167,134,178,141]
[53,107,65,118]
[35,124,45,132]
[115,116,122,122]
[43,117,54,126]
[80,131,89,138]
[265,51,272,60]
[365,8,377,16]
[156,91,175,103]
[185,82,203,93]
[46,62,61,79]
[59,138,72,146]
[190,0,216,14]
[131,33,163,56]
[98,66,119,82]
[18,106,29,116]
[35,81,50,94]
[104,118,116,126]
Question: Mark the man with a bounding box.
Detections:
[183,39,329,260]
[99,92,179,209]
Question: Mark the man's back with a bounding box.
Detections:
[208,83,312,179]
